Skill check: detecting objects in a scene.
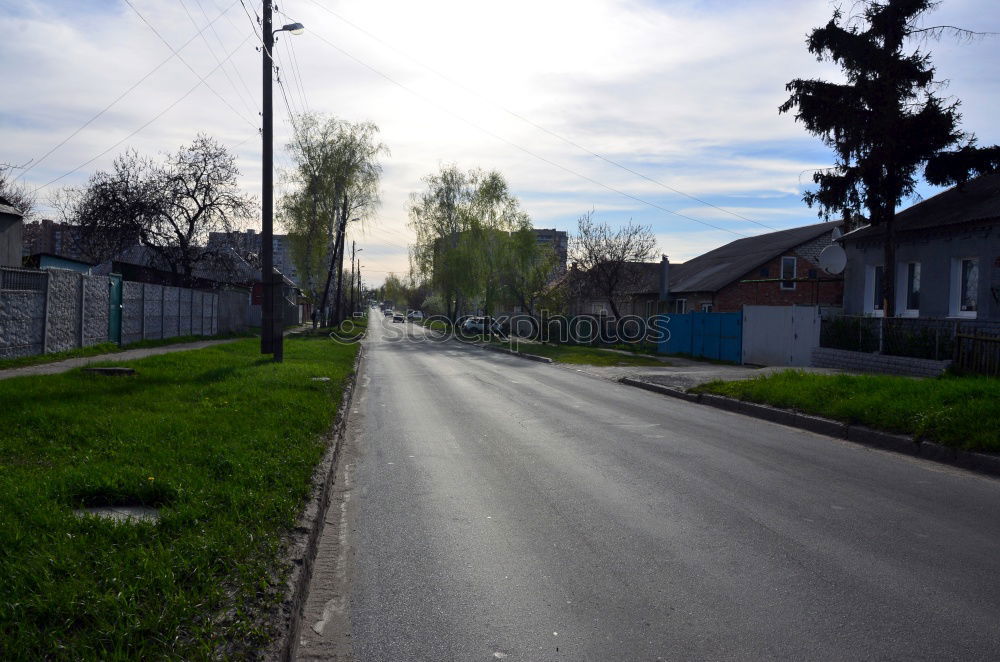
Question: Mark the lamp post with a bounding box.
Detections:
[261,2,304,362]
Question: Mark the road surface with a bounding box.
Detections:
[298,316,1000,661]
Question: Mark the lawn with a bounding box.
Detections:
[693,370,1000,452]
[0,331,256,372]
[0,336,358,659]
[501,340,668,367]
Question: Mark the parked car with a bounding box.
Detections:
[461,317,486,334]
[392,313,405,323]
[384,309,394,317]
[406,311,424,322]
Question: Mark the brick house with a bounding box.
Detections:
[662,221,844,313]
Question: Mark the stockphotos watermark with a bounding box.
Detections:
[329,314,672,346]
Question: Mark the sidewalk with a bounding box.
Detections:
[0,338,243,381]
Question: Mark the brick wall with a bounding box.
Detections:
[712,253,843,312]
[811,347,950,377]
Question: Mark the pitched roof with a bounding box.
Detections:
[0,196,24,218]
[842,173,1000,242]
[667,221,841,293]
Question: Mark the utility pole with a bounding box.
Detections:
[349,240,356,316]
[260,1,283,361]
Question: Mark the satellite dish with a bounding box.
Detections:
[818,244,847,275]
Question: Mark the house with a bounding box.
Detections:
[563,221,844,318]
[662,221,844,314]
[840,173,1000,321]
[0,197,24,267]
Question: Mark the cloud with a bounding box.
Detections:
[2,0,998,284]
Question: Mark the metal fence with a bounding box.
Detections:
[820,315,1000,374]
[0,267,47,292]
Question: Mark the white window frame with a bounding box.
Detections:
[895,262,920,317]
[949,257,979,318]
[780,256,797,290]
[700,302,713,313]
[673,298,687,314]
[863,264,885,317]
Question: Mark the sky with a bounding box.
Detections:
[2,0,999,285]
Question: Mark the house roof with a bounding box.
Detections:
[0,196,24,218]
[668,221,841,293]
[842,172,1000,242]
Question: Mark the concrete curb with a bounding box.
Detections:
[618,377,1000,480]
[479,343,554,364]
[264,339,366,662]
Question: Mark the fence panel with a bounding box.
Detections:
[658,312,742,362]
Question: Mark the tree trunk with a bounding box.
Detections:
[882,208,897,318]
[318,196,346,327]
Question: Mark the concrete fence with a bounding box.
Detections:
[1,266,253,359]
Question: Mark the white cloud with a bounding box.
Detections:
[3,0,998,284]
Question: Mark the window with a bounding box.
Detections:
[780,256,796,290]
[863,264,885,316]
[904,262,920,314]
[700,302,712,313]
[872,265,885,312]
[950,257,979,317]
[673,299,687,314]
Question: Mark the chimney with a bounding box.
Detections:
[658,254,670,301]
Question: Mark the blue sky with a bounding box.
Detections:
[2,0,999,283]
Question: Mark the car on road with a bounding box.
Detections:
[392,313,405,323]
[406,311,424,322]
[460,316,486,334]
[384,309,394,317]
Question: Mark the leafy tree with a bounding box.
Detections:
[282,115,386,325]
[503,227,560,317]
[571,211,657,319]
[780,0,1000,315]
[409,165,531,319]
[66,135,254,284]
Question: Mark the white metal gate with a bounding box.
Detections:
[742,305,820,366]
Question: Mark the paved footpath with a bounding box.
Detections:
[0,338,241,381]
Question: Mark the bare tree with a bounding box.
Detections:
[571,211,657,318]
[66,135,254,285]
[0,163,36,219]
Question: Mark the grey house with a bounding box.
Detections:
[840,173,1000,321]
[0,196,24,267]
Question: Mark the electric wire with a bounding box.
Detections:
[303,28,750,238]
[123,0,258,130]
[304,0,775,231]
[15,0,241,182]
[31,36,252,193]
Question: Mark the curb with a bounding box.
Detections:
[618,377,1000,480]
[479,343,553,364]
[264,340,366,662]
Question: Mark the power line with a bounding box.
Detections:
[15,0,241,182]
[191,0,262,114]
[303,29,749,238]
[31,36,252,193]
[304,0,775,232]
[178,0,258,120]
[123,0,257,130]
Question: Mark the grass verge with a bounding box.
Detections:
[0,331,256,372]
[692,370,1000,452]
[0,336,358,659]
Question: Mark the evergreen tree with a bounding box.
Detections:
[780,0,1000,315]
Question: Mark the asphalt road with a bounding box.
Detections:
[298,316,1000,661]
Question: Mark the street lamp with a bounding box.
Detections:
[261,4,304,362]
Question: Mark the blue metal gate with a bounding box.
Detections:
[657,312,742,362]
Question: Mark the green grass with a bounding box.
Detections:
[501,340,668,366]
[692,370,1000,452]
[0,332,256,372]
[0,336,358,659]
